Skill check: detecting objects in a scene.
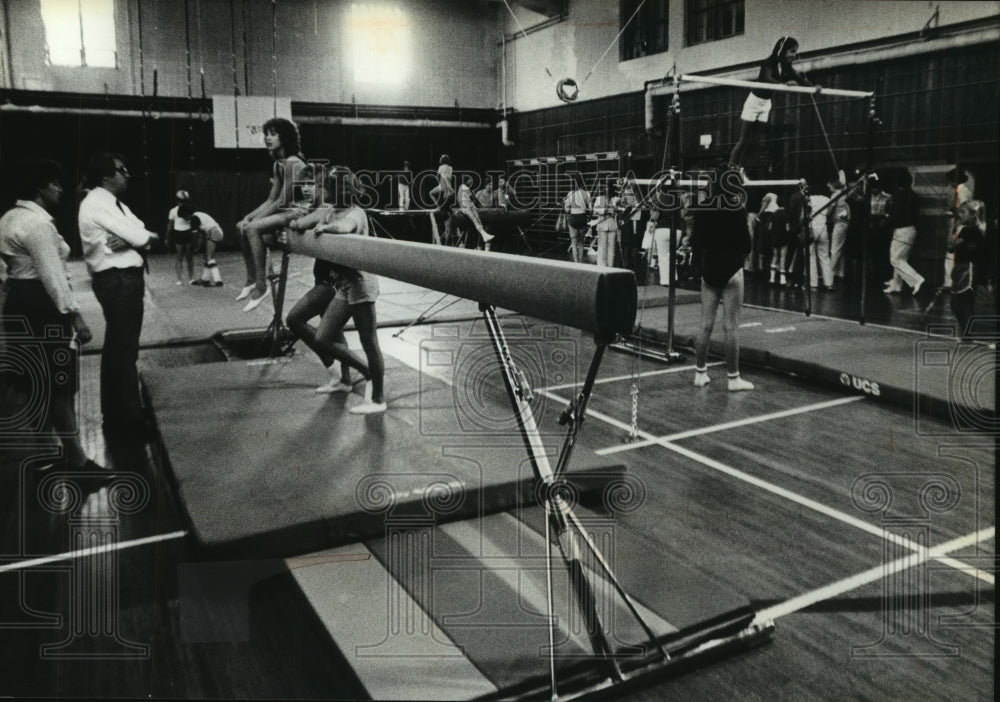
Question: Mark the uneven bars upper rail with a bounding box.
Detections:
[679,74,874,99]
[631,177,803,187]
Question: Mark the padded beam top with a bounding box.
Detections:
[285,234,637,339]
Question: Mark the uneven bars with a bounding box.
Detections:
[632,178,709,187]
[631,177,803,187]
[679,74,874,99]
[743,178,805,187]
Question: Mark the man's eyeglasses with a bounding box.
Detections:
[114,166,130,176]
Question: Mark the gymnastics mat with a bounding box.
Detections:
[144,353,628,559]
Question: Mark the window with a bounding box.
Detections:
[685,0,744,47]
[620,0,668,61]
[346,3,411,84]
[40,0,116,68]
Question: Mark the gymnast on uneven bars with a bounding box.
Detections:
[716,37,814,170]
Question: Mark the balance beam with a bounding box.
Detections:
[679,73,874,99]
[284,233,637,340]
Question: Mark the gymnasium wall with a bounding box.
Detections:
[1,0,502,108]
[497,3,999,281]
[0,1,508,249]
[0,107,498,254]
[501,0,999,111]
[503,38,999,282]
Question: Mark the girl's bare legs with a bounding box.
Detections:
[313,297,372,381]
[694,279,722,386]
[348,302,386,410]
[729,120,765,168]
[721,271,753,391]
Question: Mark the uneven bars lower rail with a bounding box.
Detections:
[679,74,873,99]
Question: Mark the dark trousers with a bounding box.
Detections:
[950,289,975,338]
[620,219,640,271]
[2,280,78,427]
[91,267,145,423]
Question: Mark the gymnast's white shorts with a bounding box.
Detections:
[334,271,380,305]
[740,93,772,122]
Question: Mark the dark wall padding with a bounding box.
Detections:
[286,234,637,339]
[452,208,533,228]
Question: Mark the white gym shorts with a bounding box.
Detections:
[740,93,772,122]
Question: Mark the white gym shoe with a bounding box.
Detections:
[236,284,255,301]
[693,371,711,388]
[727,375,754,392]
[349,382,387,414]
[480,229,494,243]
[242,288,269,312]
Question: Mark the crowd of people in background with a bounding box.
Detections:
[735,166,995,339]
[0,130,994,472]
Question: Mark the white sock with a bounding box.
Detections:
[694,367,711,388]
[727,373,754,392]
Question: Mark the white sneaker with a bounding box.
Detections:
[349,382,387,414]
[480,230,494,243]
[242,288,269,312]
[693,371,711,388]
[236,284,255,301]
[727,375,754,392]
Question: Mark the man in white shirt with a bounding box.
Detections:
[78,152,157,437]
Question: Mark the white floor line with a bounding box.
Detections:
[541,387,991,583]
[379,338,992,586]
[933,554,996,584]
[754,527,996,624]
[597,395,866,456]
[0,530,188,574]
[543,362,724,392]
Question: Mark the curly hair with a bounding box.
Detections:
[262,117,302,156]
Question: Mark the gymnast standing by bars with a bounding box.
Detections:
[289,166,387,414]
[729,37,811,170]
[688,166,755,392]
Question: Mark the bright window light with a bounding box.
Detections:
[40,0,116,68]
[346,3,410,84]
